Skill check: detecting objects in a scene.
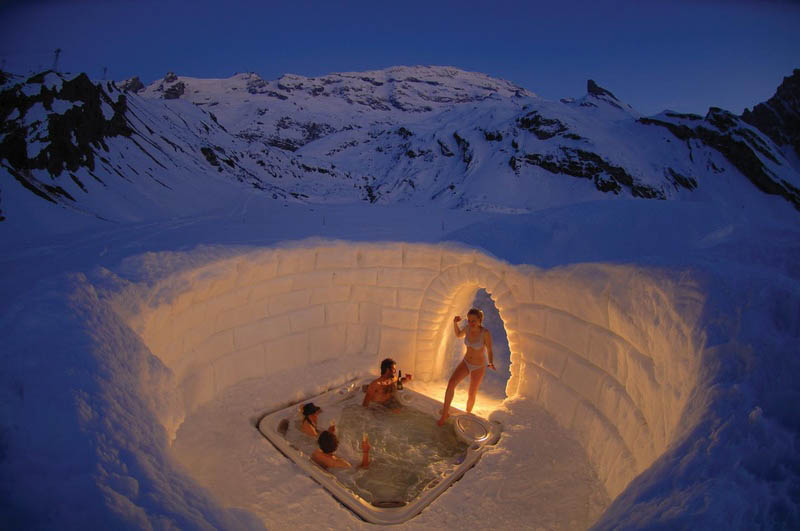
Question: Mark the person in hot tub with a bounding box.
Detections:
[312,430,370,469]
[362,358,412,409]
[299,402,328,438]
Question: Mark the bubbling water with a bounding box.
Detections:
[285,395,468,504]
[336,403,468,503]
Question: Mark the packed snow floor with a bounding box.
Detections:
[171,369,609,530]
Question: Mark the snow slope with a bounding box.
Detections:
[1,65,799,530]
[2,194,799,529]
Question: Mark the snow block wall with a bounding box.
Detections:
[114,241,706,501]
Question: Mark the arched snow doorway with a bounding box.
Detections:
[413,258,519,396]
[470,288,511,399]
[432,288,511,414]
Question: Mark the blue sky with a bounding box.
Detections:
[1,0,798,116]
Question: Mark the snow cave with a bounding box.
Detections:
[109,240,703,520]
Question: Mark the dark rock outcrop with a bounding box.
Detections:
[639,107,800,210]
[483,130,503,142]
[517,110,569,140]
[665,167,697,190]
[266,137,300,152]
[742,69,800,159]
[267,117,338,151]
[200,146,220,167]
[587,79,624,110]
[521,147,664,198]
[437,139,454,157]
[452,132,473,167]
[0,72,132,204]
[163,81,185,100]
[246,75,269,95]
[200,146,235,170]
[120,76,145,93]
[587,79,619,101]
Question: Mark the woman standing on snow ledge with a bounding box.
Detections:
[438,308,495,426]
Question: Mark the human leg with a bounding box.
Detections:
[438,361,469,426]
[466,366,486,413]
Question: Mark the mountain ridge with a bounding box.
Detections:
[1,65,799,227]
[742,68,800,161]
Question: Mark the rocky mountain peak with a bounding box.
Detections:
[119,76,145,93]
[580,79,636,114]
[0,71,133,207]
[741,68,800,159]
[587,79,619,101]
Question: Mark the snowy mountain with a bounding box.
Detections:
[2,65,799,229]
[2,65,800,530]
[0,70,290,227]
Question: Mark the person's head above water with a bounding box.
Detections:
[302,402,321,418]
[467,308,484,327]
[380,358,396,377]
[318,429,338,454]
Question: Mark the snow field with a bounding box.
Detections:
[3,196,797,528]
[111,240,707,501]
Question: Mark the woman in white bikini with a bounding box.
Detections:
[437,308,495,426]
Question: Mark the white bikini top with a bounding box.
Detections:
[464,327,485,350]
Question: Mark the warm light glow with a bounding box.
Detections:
[409,380,506,419]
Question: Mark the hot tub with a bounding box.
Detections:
[257,379,502,525]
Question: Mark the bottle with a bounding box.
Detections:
[397,370,404,390]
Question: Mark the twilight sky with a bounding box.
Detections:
[1,0,798,116]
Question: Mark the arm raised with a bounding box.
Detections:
[453,315,466,337]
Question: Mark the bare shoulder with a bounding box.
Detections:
[483,328,493,340]
[367,378,380,393]
[311,450,326,468]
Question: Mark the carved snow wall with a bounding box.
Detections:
[114,241,705,500]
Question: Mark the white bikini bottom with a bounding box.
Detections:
[463,357,486,372]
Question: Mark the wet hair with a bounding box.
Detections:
[302,403,320,418]
[302,403,320,429]
[467,308,484,323]
[380,358,396,376]
[318,430,339,454]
